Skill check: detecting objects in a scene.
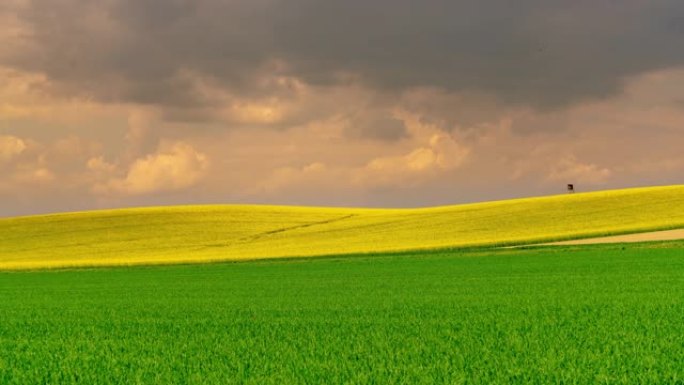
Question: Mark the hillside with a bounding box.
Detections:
[1,185,683,270]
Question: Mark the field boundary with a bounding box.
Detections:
[537,228,684,246]
[4,230,684,273]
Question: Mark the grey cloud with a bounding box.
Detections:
[5,0,684,115]
[345,114,408,141]
[9,0,277,102]
[274,0,684,107]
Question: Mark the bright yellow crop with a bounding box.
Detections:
[1,185,683,270]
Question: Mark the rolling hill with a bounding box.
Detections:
[1,185,683,270]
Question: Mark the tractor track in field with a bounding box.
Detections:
[237,214,358,243]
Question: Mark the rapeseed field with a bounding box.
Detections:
[1,185,683,269]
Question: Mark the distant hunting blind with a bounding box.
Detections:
[567,184,575,193]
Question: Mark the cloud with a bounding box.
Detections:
[253,162,334,195]
[86,156,116,174]
[13,165,55,184]
[0,136,56,191]
[343,113,407,142]
[252,126,470,196]
[368,136,465,173]
[100,142,210,195]
[0,1,683,219]
[0,134,109,198]
[275,0,684,108]
[0,135,26,161]
[356,133,470,187]
[547,155,612,185]
[3,0,684,121]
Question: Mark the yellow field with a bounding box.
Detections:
[1,185,683,270]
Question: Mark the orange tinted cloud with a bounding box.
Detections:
[96,142,210,196]
[0,67,683,215]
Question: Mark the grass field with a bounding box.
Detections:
[1,185,683,270]
[1,242,684,384]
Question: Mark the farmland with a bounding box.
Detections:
[2,185,683,383]
[2,185,684,270]
[1,242,684,384]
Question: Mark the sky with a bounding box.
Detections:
[1,0,683,217]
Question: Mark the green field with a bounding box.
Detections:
[2,242,684,384]
[2,185,683,269]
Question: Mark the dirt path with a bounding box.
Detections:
[542,229,684,246]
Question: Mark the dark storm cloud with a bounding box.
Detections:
[8,0,279,104]
[6,0,684,111]
[274,0,684,107]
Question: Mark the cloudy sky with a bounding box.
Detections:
[1,0,683,216]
